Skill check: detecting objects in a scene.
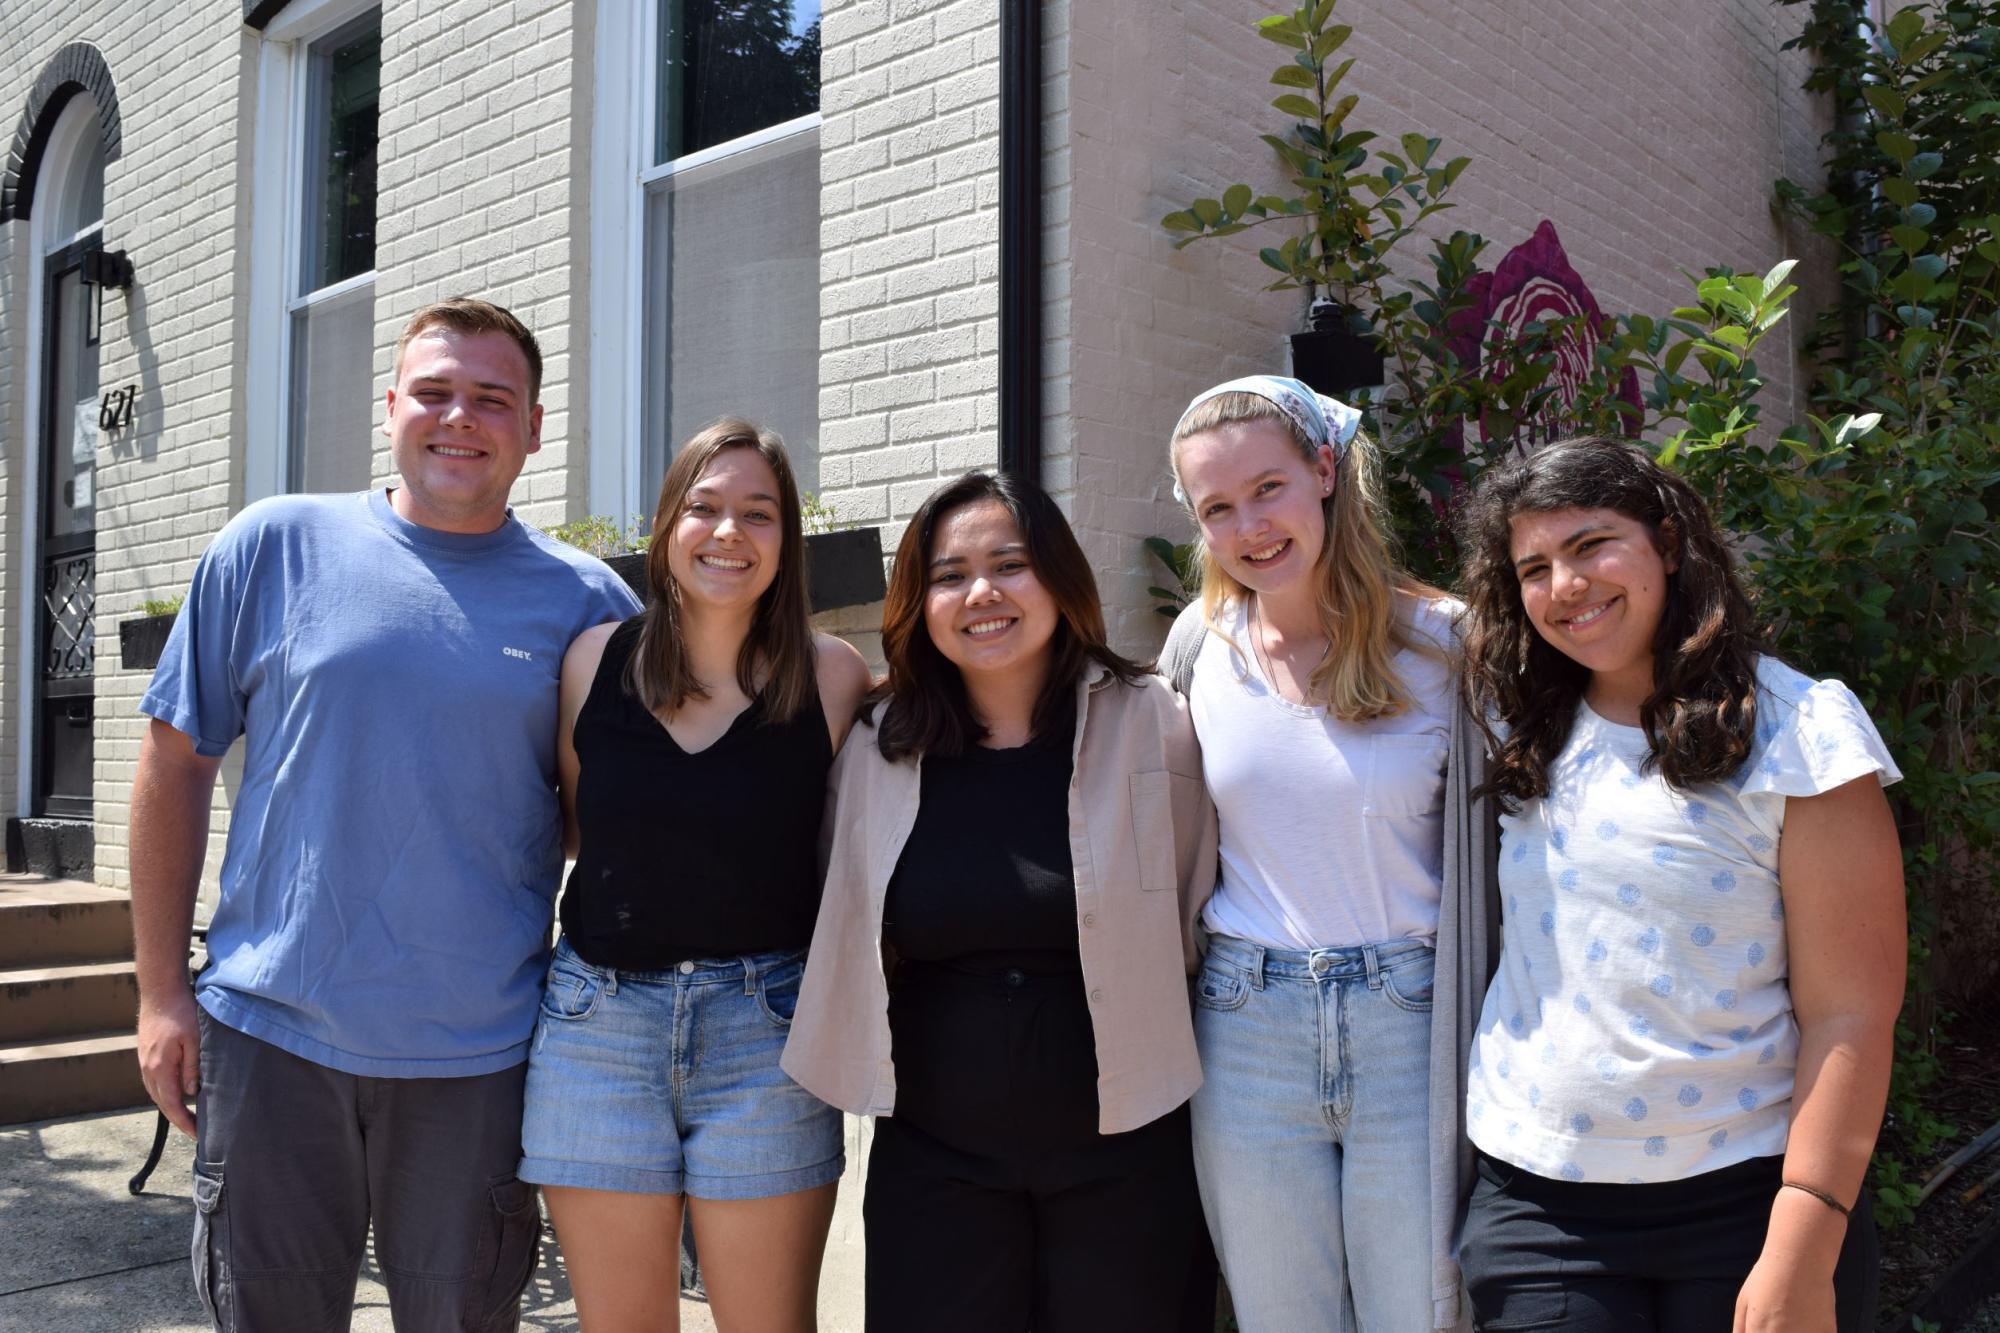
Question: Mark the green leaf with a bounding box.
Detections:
[1256,14,1307,47]
[1901,202,1937,229]
[1192,197,1223,226]
[1762,258,1797,297]
[1862,85,1907,121]
[1310,23,1352,62]
[1222,183,1252,218]
[1904,31,1949,63]
[1968,100,2000,122]
[1909,254,1946,282]
[1270,65,1316,88]
[1161,210,1202,232]
[1891,224,1929,254]
[1324,93,1359,130]
[1876,131,1918,163]
[1272,93,1321,120]
[1258,247,1289,274]
[1881,178,1920,207]
[1836,413,1882,446]
[1884,7,1924,57]
[1907,151,1943,180]
[1323,56,1356,92]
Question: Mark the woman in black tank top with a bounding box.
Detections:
[515,419,872,1331]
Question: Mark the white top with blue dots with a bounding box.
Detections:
[1466,656,1900,1184]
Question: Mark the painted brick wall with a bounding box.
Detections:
[0,2,593,892]
[0,7,253,889]
[371,0,588,529]
[1059,0,1837,657]
[817,0,1002,554]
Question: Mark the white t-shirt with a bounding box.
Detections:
[1193,595,1457,949]
[1467,656,1900,1183]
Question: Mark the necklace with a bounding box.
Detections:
[1249,598,1330,705]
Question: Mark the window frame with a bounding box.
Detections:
[589,0,822,521]
[245,0,382,503]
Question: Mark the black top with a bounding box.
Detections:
[884,697,1081,973]
[561,618,832,968]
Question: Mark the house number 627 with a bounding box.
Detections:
[99,385,137,431]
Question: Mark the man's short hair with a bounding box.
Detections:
[394,297,544,403]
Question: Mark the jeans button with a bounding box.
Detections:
[1311,956,1330,975]
[679,960,696,975]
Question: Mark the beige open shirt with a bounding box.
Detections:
[781,665,1219,1135]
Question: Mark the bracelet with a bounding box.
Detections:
[1781,1180,1853,1218]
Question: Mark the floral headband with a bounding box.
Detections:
[1170,375,1363,506]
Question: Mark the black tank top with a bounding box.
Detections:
[560,618,832,968]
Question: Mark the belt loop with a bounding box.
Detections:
[1363,944,1384,990]
[603,967,619,997]
[1249,943,1268,991]
[741,953,759,997]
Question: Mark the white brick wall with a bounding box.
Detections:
[372,0,587,530]
[818,0,1002,554]
[1056,0,1836,658]
[0,7,252,889]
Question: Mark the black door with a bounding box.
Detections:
[35,237,99,819]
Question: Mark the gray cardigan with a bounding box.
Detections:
[1161,601,1500,1332]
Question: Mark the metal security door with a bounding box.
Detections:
[35,237,99,818]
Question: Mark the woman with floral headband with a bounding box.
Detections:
[1161,375,1498,1331]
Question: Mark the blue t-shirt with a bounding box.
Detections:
[142,489,642,1077]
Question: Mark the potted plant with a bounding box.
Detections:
[1159,0,1469,399]
[545,498,886,613]
[120,596,182,672]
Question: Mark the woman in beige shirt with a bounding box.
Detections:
[783,470,1218,1332]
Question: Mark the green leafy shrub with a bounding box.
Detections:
[139,595,184,618]
[544,514,652,557]
[1157,0,2000,1232]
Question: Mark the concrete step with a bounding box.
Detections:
[0,1030,148,1126]
[0,960,138,1044]
[0,876,132,968]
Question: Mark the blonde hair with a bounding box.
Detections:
[1170,391,1443,721]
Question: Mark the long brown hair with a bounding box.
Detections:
[1455,435,1766,808]
[626,418,816,723]
[872,471,1143,761]
[1169,392,1444,720]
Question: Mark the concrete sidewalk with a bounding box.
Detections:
[0,1106,869,1332]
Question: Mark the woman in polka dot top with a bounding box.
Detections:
[1452,437,1904,1332]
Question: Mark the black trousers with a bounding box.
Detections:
[1459,1151,1879,1332]
[864,961,1213,1333]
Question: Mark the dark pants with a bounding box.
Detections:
[192,1012,539,1333]
[1459,1151,1879,1332]
[864,962,1212,1333]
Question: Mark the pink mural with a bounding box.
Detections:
[1445,219,1642,451]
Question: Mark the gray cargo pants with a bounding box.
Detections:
[191,1012,539,1332]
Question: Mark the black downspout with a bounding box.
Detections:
[998,0,1042,485]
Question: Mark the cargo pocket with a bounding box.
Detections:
[191,1161,231,1330]
[465,1175,540,1332]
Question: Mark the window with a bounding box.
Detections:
[286,11,380,495]
[607,0,823,507]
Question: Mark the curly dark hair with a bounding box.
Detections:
[1456,436,1767,809]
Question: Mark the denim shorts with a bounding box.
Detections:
[517,938,844,1200]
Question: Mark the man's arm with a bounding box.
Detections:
[131,718,225,1138]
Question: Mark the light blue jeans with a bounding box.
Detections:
[1190,934,1436,1332]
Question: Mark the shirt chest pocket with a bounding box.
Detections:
[1130,769,1200,892]
[1361,734,1449,820]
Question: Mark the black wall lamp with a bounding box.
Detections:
[78,247,134,342]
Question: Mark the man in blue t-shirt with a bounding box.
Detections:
[131,297,640,1332]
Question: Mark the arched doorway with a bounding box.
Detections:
[10,80,112,872]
